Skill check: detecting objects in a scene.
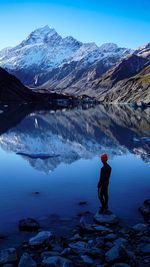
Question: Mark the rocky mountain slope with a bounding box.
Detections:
[0,26,131,88]
[76,43,150,103]
[0,67,78,104]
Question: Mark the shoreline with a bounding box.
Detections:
[0,199,149,266]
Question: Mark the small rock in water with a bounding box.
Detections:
[18,253,37,267]
[0,248,17,265]
[19,218,40,231]
[94,211,119,225]
[78,201,87,205]
[29,231,53,246]
[32,192,40,195]
[139,199,150,220]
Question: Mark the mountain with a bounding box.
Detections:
[0,66,77,104]
[0,67,38,102]
[0,26,132,88]
[82,43,150,103]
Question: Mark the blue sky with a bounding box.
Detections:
[0,0,149,50]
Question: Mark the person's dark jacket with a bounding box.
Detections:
[98,163,111,188]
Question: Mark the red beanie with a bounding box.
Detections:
[101,153,108,162]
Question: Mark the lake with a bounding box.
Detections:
[0,104,149,235]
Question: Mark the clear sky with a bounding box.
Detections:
[0,0,149,50]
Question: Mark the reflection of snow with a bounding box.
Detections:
[0,105,149,172]
[133,148,150,164]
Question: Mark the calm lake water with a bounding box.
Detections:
[0,104,149,234]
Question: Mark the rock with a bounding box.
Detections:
[80,224,94,233]
[61,248,72,256]
[69,241,88,254]
[138,243,150,254]
[42,256,72,267]
[94,211,119,225]
[18,253,37,267]
[93,224,113,233]
[139,199,150,219]
[78,201,87,205]
[80,255,93,265]
[113,238,128,247]
[41,251,60,258]
[29,231,52,246]
[105,233,117,241]
[70,233,82,241]
[3,265,14,267]
[0,248,17,265]
[19,218,40,231]
[132,223,148,232]
[105,244,120,262]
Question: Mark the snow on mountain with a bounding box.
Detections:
[0,25,132,87]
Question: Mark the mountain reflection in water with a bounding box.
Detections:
[0,104,149,172]
[0,104,149,229]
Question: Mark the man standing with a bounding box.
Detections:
[97,153,111,213]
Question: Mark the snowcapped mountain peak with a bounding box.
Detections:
[99,43,118,52]
[21,25,61,46]
[0,26,132,87]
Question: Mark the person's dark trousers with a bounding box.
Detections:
[98,185,108,211]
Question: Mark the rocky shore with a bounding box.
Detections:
[0,199,149,267]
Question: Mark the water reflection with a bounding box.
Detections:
[0,104,149,173]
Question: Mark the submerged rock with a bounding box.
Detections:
[19,218,40,231]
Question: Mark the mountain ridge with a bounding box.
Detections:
[0,25,132,88]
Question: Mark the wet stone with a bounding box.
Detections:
[19,218,40,231]
[18,253,37,267]
[42,256,72,267]
[0,248,17,265]
[29,231,53,246]
[132,223,148,232]
[93,224,113,233]
[105,233,117,241]
[138,243,150,254]
[80,255,93,265]
[139,199,150,219]
[105,245,121,262]
[94,211,119,225]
